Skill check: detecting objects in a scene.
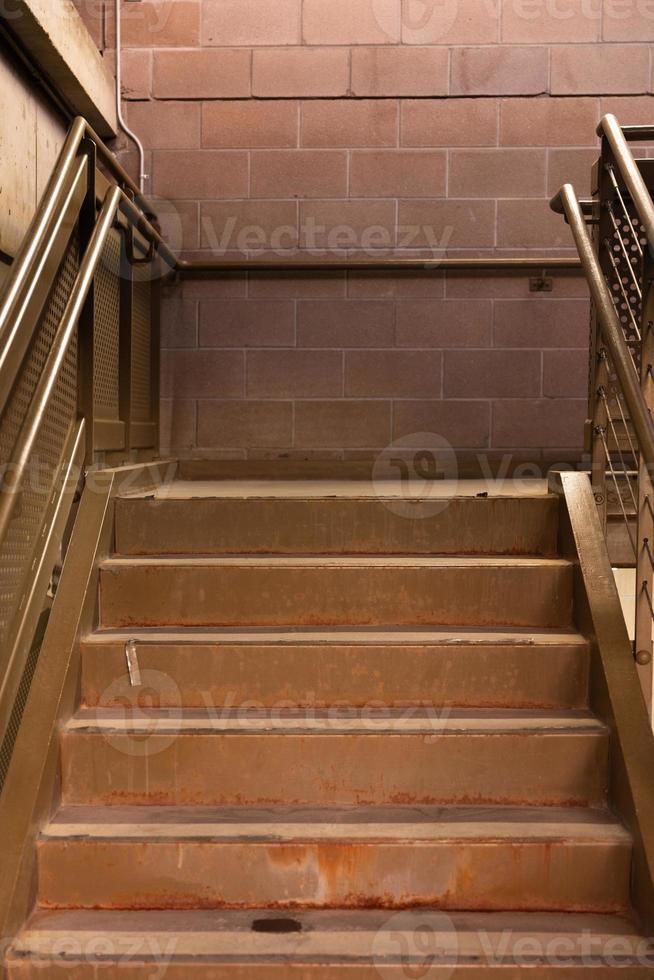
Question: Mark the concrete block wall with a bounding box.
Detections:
[75,0,654,463]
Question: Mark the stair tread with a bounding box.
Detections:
[10,909,650,965]
[102,555,570,567]
[83,626,588,645]
[121,479,551,500]
[66,707,605,735]
[42,804,630,843]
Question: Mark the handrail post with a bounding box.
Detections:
[589,347,610,530]
[150,256,161,457]
[589,153,612,530]
[119,223,134,457]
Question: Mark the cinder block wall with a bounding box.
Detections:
[77,0,654,464]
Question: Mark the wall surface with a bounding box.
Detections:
[0,0,116,271]
[0,52,67,265]
[77,0,654,463]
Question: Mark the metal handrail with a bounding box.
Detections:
[0,118,165,826]
[0,115,150,337]
[0,150,88,416]
[0,116,582,282]
[0,117,176,422]
[176,255,581,273]
[597,113,654,254]
[551,182,654,473]
[0,186,122,544]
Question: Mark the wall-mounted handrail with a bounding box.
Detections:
[597,113,654,254]
[1,117,582,286]
[175,255,581,274]
[551,182,654,473]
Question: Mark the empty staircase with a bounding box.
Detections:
[6,481,654,977]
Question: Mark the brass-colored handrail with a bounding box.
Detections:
[0,153,88,416]
[0,186,121,544]
[176,255,581,274]
[551,182,654,472]
[1,117,582,284]
[598,113,654,253]
[0,117,176,423]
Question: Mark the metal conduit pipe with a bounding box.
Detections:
[114,0,148,193]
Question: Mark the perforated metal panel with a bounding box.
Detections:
[605,209,646,368]
[0,617,45,791]
[0,233,79,651]
[93,228,121,421]
[131,263,152,424]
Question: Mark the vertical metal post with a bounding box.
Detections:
[150,256,161,457]
[635,256,654,717]
[118,226,133,461]
[76,139,97,465]
[590,152,612,529]
[590,347,610,529]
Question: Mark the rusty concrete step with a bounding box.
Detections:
[36,805,631,913]
[98,556,574,629]
[80,627,590,710]
[9,908,654,978]
[60,709,608,807]
[114,493,559,557]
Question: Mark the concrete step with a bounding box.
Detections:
[98,556,574,629]
[36,806,631,912]
[114,494,559,557]
[9,908,654,978]
[81,627,590,710]
[60,709,608,807]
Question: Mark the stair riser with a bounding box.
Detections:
[99,564,573,629]
[81,642,589,710]
[114,497,560,557]
[61,732,608,807]
[36,840,630,913]
[10,965,654,979]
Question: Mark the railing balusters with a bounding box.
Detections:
[553,115,654,719]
